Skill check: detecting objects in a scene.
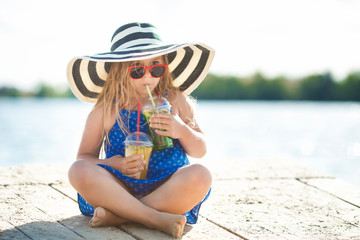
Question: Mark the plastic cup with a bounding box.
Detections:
[124,132,153,179]
[142,96,174,151]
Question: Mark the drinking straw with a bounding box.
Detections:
[137,98,141,145]
[146,85,157,113]
[137,98,141,133]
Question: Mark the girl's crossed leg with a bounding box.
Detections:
[68,160,212,238]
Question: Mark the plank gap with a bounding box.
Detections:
[117,226,143,240]
[201,215,249,240]
[49,184,77,203]
[13,222,33,240]
[13,192,48,216]
[56,220,86,239]
[296,178,360,209]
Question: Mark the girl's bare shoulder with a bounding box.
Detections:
[87,105,103,123]
[168,91,197,121]
[168,92,186,111]
[168,91,191,105]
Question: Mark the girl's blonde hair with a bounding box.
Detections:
[94,55,179,143]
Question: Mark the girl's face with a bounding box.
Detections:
[130,56,165,97]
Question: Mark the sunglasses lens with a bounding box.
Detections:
[151,65,166,78]
[130,66,145,79]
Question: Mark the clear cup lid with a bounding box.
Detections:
[124,132,153,147]
[142,96,171,112]
[157,97,171,107]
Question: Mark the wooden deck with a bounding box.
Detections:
[1,158,359,239]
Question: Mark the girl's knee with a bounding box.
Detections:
[189,164,212,188]
[68,160,94,189]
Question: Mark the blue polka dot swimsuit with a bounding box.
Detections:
[77,109,210,224]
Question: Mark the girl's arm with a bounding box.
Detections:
[150,93,207,158]
[76,106,107,164]
[76,106,145,177]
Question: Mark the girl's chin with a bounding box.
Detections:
[139,86,155,96]
[133,91,149,99]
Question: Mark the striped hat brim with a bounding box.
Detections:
[67,43,215,103]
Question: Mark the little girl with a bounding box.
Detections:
[67,22,215,238]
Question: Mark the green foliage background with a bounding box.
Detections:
[192,71,360,101]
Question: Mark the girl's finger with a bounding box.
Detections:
[150,123,169,130]
[126,160,146,169]
[155,129,170,136]
[126,173,138,178]
[151,113,172,119]
[124,154,143,163]
[126,166,144,175]
[150,117,170,125]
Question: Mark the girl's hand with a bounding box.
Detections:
[108,154,145,178]
[150,113,186,139]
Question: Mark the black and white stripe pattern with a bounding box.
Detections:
[110,23,162,51]
[67,23,215,103]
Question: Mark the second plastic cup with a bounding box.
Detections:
[124,132,153,179]
[142,96,174,151]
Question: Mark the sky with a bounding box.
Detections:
[1,0,360,90]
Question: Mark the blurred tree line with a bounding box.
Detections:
[192,71,360,101]
[1,71,360,101]
[0,83,75,98]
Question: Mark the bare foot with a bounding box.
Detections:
[89,207,128,227]
[168,215,187,239]
[149,212,187,239]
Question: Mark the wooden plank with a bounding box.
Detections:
[0,220,30,240]
[8,184,80,220]
[8,184,136,240]
[50,183,78,202]
[0,186,83,240]
[300,178,360,208]
[0,164,70,185]
[119,217,242,240]
[181,217,243,240]
[200,179,360,240]
[60,215,137,240]
[200,157,333,180]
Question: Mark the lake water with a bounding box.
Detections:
[1,98,360,187]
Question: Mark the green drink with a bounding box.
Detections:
[142,97,174,151]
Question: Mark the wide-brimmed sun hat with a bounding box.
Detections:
[67,22,215,103]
